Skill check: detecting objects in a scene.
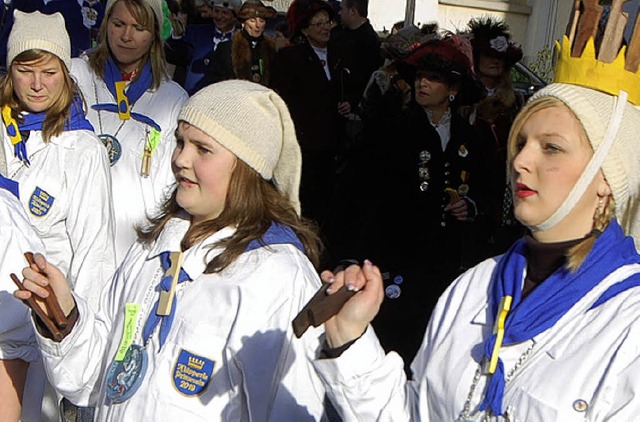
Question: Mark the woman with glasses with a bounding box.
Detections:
[270,0,353,257]
[325,31,490,371]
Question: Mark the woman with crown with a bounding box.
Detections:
[301,13,640,421]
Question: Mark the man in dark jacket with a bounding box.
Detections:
[333,0,382,110]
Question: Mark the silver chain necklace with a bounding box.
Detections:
[456,342,536,421]
[93,79,127,139]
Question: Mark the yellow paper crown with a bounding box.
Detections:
[554,35,640,106]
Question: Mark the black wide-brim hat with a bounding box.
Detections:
[397,32,486,106]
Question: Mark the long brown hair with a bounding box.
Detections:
[507,96,615,271]
[0,50,79,142]
[88,0,168,89]
[137,159,323,272]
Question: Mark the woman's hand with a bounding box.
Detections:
[14,253,75,318]
[445,198,469,221]
[321,260,384,348]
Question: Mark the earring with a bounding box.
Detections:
[595,197,605,221]
[448,94,456,102]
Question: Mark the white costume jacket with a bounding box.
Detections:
[71,57,189,262]
[0,188,47,422]
[2,128,116,311]
[313,228,640,421]
[37,216,327,421]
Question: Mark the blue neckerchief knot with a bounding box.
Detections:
[2,98,93,166]
[92,58,161,131]
[479,220,640,416]
[142,251,191,350]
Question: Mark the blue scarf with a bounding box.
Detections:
[0,174,19,198]
[141,223,303,350]
[92,58,161,131]
[142,251,191,350]
[4,98,94,166]
[245,223,304,253]
[479,219,640,415]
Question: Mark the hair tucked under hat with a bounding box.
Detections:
[7,10,71,70]
[527,83,640,247]
[178,80,302,214]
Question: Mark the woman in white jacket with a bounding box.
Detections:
[72,0,188,262]
[17,80,328,421]
[0,175,46,422]
[1,11,116,421]
[0,10,115,312]
[308,35,640,421]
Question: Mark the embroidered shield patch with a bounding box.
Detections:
[173,349,214,396]
[29,187,54,216]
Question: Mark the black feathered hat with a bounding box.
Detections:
[465,17,523,68]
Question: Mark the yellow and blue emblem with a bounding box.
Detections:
[173,349,214,396]
[29,187,54,216]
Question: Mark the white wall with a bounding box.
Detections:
[368,0,438,34]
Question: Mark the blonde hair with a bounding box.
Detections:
[507,96,615,271]
[88,0,168,89]
[0,50,79,142]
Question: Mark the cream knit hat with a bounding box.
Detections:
[529,83,640,247]
[105,0,164,30]
[178,80,302,214]
[7,10,71,70]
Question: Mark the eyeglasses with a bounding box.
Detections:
[308,19,334,28]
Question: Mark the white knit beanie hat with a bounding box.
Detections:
[178,80,302,214]
[529,83,640,247]
[7,10,71,70]
[105,0,164,29]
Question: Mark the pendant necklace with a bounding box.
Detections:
[94,81,126,166]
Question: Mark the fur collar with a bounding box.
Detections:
[231,30,276,85]
[474,74,521,122]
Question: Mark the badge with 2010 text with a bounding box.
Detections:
[173,349,214,396]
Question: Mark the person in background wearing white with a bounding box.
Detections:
[72,0,188,262]
[0,11,116,421]
[0,174,46,422]
[0,10,115,313]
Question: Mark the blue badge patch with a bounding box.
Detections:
[29,187,54,216]
[173,349,214,396]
